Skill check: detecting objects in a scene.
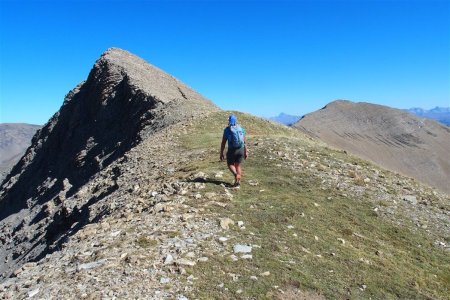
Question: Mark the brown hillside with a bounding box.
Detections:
[293,100,450,194]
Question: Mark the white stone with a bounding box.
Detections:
[78,259,107,270]
[164,254,174,265]
[229,255,239,261]
[160,277,170,284]
[218,237,228,243]
[402,195,417,205]
[233,244,252,253]
[28,288,39,298]
[110,230,121,237]
[177,258,196,266]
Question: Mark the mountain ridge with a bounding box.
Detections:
[1,110,448,299]
[0,47,218,280]
[0,51,449,299]
[294,99,450,194]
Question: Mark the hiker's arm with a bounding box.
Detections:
[220,136,226,161]
[244,136,248,159]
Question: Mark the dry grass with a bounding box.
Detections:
[180,111,450,299]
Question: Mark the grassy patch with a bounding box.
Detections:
[181,111,450,299]
[136,236,158,248]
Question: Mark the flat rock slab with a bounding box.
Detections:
[233,244,252,253]
[77,259,108,271]
[402,195,417,205]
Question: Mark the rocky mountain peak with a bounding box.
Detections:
[91,48,207,105]
[0,48,218,279]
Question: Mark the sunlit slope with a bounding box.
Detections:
[180,111,450,299]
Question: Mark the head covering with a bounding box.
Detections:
[228,114,237,126]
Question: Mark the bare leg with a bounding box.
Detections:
[234,163,242,182]
[228,164,237,178]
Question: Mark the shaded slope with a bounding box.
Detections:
[293,100,450,194]
[0,124,41,182]
[0,48,218,280]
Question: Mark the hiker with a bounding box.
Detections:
[220,114,248,187]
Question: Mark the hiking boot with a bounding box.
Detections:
[233,180,241,188]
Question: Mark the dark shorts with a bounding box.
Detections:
[227,147,245,165]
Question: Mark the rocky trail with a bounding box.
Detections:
[2,112,448,299]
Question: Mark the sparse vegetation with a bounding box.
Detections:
[181,111,450,299]
[136,236,157,248]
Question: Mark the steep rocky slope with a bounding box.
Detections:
[293,100,450,194]
[0,48,218,281]
[0,123,41,182]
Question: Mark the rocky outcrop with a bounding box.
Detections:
[293,100,450,194]
[0,123,41,182]
[0,48,218,280]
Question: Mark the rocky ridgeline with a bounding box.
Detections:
[0,123,218,298]
[0,48,218,282]
[1,49,449,298]
[1,120,448,299]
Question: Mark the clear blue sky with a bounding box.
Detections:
[1,0,449,124]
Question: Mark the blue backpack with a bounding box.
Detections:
[228,125,245,148]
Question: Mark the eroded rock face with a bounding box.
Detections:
[0,48,218,280]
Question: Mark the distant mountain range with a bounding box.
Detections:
[404,107,450,125]
[269,113,301,125]
[271,106,450,126]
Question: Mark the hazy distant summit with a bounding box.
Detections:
[0,123,41,182]
[269,113,301,126]
[294,100,450,194]
[404,107,450,126]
